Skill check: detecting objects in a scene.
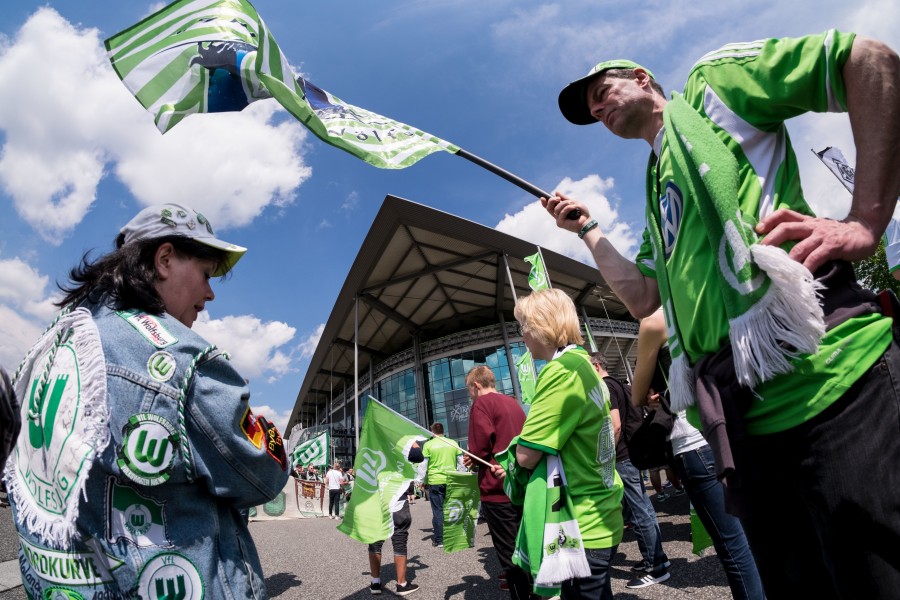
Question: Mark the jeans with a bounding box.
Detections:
[427,484,446,544]
[615,459,667,569]
[739,340,900,599]
[673,444,763,600]
[560,546,617,600]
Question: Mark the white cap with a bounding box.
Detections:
[120,203,247,276]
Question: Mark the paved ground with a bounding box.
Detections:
[0,486,734,599]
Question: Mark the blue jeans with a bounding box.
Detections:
[673,444,763,600]
[560,546,617,600]
[615,459,667,570]
[427,484,446,544]
[738,340,900,599]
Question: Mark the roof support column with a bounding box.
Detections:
[354,297,360,449]
[499,313,522,402]
[413,332,427,427]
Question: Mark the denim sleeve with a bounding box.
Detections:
[183,352,289,508]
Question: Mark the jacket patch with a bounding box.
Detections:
[117,414,179,487]
[137,553,204,600]
[117,310,178,349]
[258,415,287,470]
[40,587,85,600]
[18,536,125,586]
[146,351,177,383]
[239,407,263,449]
[106,477,172,548]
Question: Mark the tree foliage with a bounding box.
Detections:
[853,240,900,296]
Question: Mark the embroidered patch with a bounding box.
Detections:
[41,587,86,600]
[116,310,178,349]
[106,477,171,548]
[258,415,287,470]
[137,553,204,600]
[19,536,124,586]
[660,181,683,259]
[147,351,177,383]
[117,414,179,487]
[239,407,263,449]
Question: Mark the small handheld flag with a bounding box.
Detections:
[524,251,550,291]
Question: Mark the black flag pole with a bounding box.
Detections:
[456,149,581,220]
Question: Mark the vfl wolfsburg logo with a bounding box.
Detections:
[138,553,204,600]
[445,500,464,525]
[107,477,171,547]
[660,182,683,259]
[147,351,177,383]
[117,414,179,486]
[42,588,86,600]
[355,449,387,493]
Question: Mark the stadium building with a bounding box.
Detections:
[286,195,638,464]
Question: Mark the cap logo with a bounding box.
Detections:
[196,213,214,234]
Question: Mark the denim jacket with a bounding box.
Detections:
[9,303,289,600]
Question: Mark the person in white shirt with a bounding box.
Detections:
[325,463,345,519]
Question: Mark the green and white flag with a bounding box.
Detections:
[105,0,459,168]
[524,251,550,291]
[107,478,169,547]
[515,350,537,405]
[443,472,479,553]
[291,430,329,469]
[338,399,429,544]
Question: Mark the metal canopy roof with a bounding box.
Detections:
[287,195,635,430]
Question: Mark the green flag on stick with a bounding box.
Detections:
[337,399,429,544]
[443,472,479,553]
[515,351,537,405]
[291,431,329,469]
[524,252,550,291]
[105,0,459,168]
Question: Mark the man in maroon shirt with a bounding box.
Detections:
[465,366,531,599]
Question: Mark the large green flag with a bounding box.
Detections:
[524,251,550,291]
[515,350,537,405]
[338,399,429,544]
[105,0,459,168]
[291,430,329,469]
[442,472,479,553]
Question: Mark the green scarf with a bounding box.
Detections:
[495,437,590,596]
[649,93,825,411]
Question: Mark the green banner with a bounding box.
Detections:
[291,431,329,469]
[337,399,429,544]
[524,252,550,291]
[105,0,459,168]
[515,351,537,405]
[443,472,479,553]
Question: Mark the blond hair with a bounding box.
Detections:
[466,365,496,389]
[514,288,584,348]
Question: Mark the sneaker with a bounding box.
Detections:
[499,580,509,591]
[369,582,382,595]
[662,481,673,489]
[498,570,508,581]
[626,568,670,589]
[438,543,443,548]
[674,487,686,496]
[632,560,671,573]
[656,492,670,502]
[395,582,419,596]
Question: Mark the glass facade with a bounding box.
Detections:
[422,341,529,450]
[373,368,417,421]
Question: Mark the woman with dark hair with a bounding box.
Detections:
[7,203,288,599]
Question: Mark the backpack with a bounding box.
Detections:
[607,375,675,470]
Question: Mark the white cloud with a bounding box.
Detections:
[298,323,325,360]
[193,312,296,381]
[0,8,312,242]
[0,258,61,367]
[496,174,640,263]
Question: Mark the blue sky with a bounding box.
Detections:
[1,0,896,433]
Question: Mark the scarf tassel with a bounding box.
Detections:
[668,353,697,412]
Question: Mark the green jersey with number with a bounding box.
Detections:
[518,346,623,548]
[422,436,461,485]
[635,30,892,435]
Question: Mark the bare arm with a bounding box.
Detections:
[516,445,544,470]
[610,408,622,443]
[757,36,900,272]
[631,309,667,407]
[542,193,661,317]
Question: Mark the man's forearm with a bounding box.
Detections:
[581,227,661,318]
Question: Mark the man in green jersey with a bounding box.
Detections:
[548,31,900,598]
[421,422,461,547]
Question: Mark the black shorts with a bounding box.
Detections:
[368,501,411,556]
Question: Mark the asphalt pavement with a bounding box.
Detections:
[0,487,734,599]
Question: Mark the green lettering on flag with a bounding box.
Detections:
[105,0,459,169]
[291,431,329,469]
[515,351,537,405]
[442,472,479,553]
[337,399,429,544]
[524,252,550,291]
